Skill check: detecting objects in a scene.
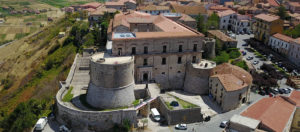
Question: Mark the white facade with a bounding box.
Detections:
[219,11,251,33]
[268,36,290,56]
[140,10,170,15]
[288,39,300,66]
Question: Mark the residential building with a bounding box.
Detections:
[218,10,236,31]
[209,63,253,112]
[138,5,170,15]
[288,38,300,67]
[252,13,283,44]
[268,33,294,56]
[170,2,207,17]
[88,7,117,23]
[105,0,136,10]
[80,2,102,9]
[207,30,237,48]
[229,114,261,132]
[163,13,197,29]
[288,2,300,14]
[108,11,205,89]
[241,96,296,132]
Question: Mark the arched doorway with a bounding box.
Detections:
[143,73,148,82]
[242,97,246,103]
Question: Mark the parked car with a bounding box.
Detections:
[271,89,279,95]
[150,108,161,122]
[242,43,249,46]
[220,121,228,128]
[35,117,48,131]
[175,124,187,130]
[279,88,285,94]
[170,101,179,107]
[259,90,266,96]
[253,60,259,65]
[246,56,253,60]
[284,88,290,94]
[59,125,71,132]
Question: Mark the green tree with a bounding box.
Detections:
[284,24,300,38]
[276,5,288,20]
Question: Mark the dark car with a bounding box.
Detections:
[259,90,266,96]
[279,88,285,94]
[242,43,249,46]
[270,89,279,95]
[170,101,179,107]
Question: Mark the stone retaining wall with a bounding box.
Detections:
[154,97,203,125]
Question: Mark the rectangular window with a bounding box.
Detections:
[143,58,147,66]
[131,47,136,55]
[162,57,166,65]
[192,56,196,63]
[179,45,182,52]
[193,44,197,52]
[177,57,182,64]
[144,46,148,54]
[163,45,167,53]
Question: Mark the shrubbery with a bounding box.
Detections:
[0,99,48,132]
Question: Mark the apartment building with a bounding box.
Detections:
[252,13,283,44]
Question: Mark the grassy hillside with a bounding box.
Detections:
[0,10,101,131]
[0,13,80,131]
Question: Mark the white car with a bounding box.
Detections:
[175,124,187,130]
[220,121,228,128]
[59,125,71,132]
[35,117,48,131]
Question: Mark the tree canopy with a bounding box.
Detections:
[276,5,288,20]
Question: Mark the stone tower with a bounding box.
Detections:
[183,60,216,95]
[86,53,135,109]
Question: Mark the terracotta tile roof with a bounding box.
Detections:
[267,0,279,7]
[84,8,96,12]
[208,30,236,42]
[170,3,207,16]
[289,2,300,7]
[211,74,248,91]
[111,11,204,40]
[138,5,169,11]
[211,63,253,86]
[272,33,294,43]
[289,91,300,106]
[179,13,196,22]
[209,5,230,11]
[217,9,236,17]
[81,2,102,9]
[241,96,296,132]
[293,38,300,45]
[105,1,124,6]
[224,2,234,7]
[91,7,117,15]
[254,14,279,22]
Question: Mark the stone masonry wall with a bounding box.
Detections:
[154,97,203,125]
[56,87,137,132]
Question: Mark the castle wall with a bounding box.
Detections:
[56,87,137,132]
[152,97,203,125]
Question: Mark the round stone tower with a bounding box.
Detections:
[183,60,216,95]
[86,53,135,109]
